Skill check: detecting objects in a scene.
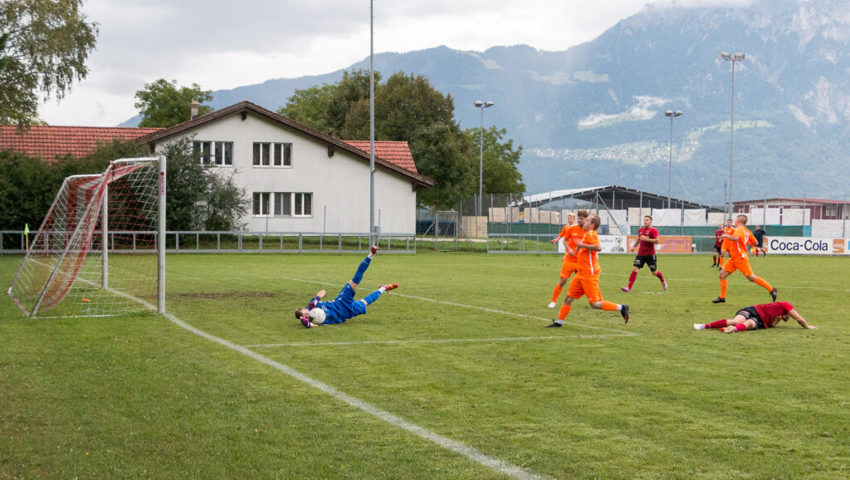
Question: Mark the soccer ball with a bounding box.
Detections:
[308,307,326,325]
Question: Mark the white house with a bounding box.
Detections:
[136,101,434,234]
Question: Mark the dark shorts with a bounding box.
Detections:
[633,255,657,271]
[736,306,766,330]
[755,240,764,247]
[714,244,722,254]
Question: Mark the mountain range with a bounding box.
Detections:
[125,0,850,205]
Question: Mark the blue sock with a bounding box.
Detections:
[351,256,371,285]
[363,289,382,305]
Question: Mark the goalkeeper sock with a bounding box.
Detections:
[351,257,372,284]
[363,289,382,305]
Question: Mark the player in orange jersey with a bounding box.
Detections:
[548,210,589,308]
[717,218,734,270]
[546,214,629,327]
[712,215,777,304]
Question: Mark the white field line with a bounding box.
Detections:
[162,311,548,480]
[283,276,637,335]
[76,279,552,480]
[247,335,620,348]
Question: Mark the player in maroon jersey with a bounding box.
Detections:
[621,215,667,292]
[694,301,816,333]
[712,223,724,268]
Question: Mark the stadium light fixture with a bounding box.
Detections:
[718,51,745,219]
[474,100,494,217]
[665,110,683,209]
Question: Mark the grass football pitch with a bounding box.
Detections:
[1,252,848,479]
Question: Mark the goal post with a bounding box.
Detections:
[7,156,166,317]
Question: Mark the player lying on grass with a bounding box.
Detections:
[694,301,816,333]
[295,245,397,328]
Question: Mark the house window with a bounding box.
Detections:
[274,192,311,216]
[252,192,270,216]
[193,141,211,164]
[193,141,232,166]
[215,142,233,165]
[826,205,837,217]
[254,142,292,167]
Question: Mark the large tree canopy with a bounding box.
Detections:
[0,0,97,127]
[134,79,213,128]
[279,70,524,209]
[465,126,525,197]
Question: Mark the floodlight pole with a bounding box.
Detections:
[665,110,682,209]
[719,52,745,220]
[368,0,376,246]
[474,100,494,217]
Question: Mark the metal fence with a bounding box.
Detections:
[0,231,417,254]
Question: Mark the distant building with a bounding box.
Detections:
[0,101,434,234]
[734,198,850,223]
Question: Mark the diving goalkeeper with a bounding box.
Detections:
[295,245,397,328]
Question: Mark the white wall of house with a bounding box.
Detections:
[153,113,419,234]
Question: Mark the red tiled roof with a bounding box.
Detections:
[343,140,418,174]
[0,125,162,161]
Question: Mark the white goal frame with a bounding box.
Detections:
[7,156,166,317]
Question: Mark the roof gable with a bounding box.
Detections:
[0,125,161,161]
[136,101,433,188]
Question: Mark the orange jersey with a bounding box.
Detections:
[726,226,756,259]
[555,225,569,242]
[577,230,601,277]
[564,224,586,262]
[721,226,735,251]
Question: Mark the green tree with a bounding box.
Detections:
[281,70,480,208]
[412,123,473,209]
[0,149,59,229]
[0,0,98,127]
[465,126,525,197]
[279,84,336,134]
[160,138,247,231]
[279,69,379,137]
[134,79,213,128]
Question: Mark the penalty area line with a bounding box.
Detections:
[246,334,623,349]
[162,311,549,480]
[114,291,549,479]
[285,276,637,337]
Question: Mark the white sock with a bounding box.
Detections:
[379,286,386,293]
[617,305,623,311]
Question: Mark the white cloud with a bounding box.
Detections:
[37,0,755,126]
[578,96,669,129]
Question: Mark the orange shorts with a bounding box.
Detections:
[560,259,578,279]
[723,257,754,277]
[566,275,602,303]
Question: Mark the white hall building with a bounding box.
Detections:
[137,101,434,234]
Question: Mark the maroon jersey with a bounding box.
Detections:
[754,302,794,328]
[636,227,659,256]
[714,229,724,247]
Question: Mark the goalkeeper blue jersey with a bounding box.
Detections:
[306,284,367,324]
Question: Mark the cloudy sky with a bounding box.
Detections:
[38,0,750,126]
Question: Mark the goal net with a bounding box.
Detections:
[7,157,165,317]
